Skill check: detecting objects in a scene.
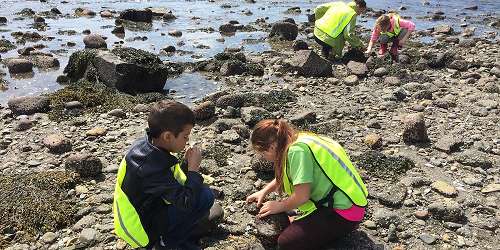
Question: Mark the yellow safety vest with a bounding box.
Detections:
[314,2,356,41]
[283,133,368,220]
[113,158,187,248]
[380,14,401,38]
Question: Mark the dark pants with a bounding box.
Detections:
[314,36,332,58]
[152,187,215,250]
[277,207,360,250]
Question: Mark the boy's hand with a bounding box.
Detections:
[246,190,267,207]
[185,146,201,172]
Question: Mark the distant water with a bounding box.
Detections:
[0,0,498,104]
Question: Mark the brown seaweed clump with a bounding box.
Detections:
[0,171,79,247]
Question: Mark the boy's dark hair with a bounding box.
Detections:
[354,0,366,9]
[148,100,195,138]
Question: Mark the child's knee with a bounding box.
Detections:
[199,187,215,209]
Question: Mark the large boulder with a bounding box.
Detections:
[269,22,298,41]
[32,55,60,69]
[87,48,169,93]
[119,9,153,23]
[8,96,51,115]
[289,50,332,77]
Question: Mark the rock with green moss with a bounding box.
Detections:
[47,80,138,121]
[0,39,16,52]
[63,49,98,81]
[63,47,177,94]
[0,171,78,248]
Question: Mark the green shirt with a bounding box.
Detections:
[287,143,353,209]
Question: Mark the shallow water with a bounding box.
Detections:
[0,0,498,104]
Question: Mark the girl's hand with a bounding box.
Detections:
[246,190,267,207]
[258,201,285,218]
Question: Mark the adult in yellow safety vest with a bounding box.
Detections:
[247,119,368,250]
[313,0,367,59]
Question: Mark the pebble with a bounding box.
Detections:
[419,233,437,244]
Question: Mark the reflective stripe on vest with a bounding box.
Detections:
[380,14,401,38]
[314,1,356,39]
[283,133,368,220]
[113,158,188,247]
[113,159,149,248]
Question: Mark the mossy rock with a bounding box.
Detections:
[111,47,162,67]
[203,144,232,167]
[353,151,415,182]
[0,39,16,52]
[0,171,78,248]
[63,49,98,81]
[47,80,138,121]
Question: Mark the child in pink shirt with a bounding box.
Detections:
[365,13,415,61]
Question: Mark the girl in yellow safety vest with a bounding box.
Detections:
[365,13,415,62]
[246,119,368,250]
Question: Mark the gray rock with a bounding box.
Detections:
[373,67,388,77]
[289,50,332,77]
[448,60,468,71]
[15,117,33,131]
[163,12,176,21]
[490,66,500,78]
[220,60,245,76]
[32,55,60,69]
[83,34,107,49]
[43,133,72,154]
[454,149,493,169]
[419,233,437,244]
[434,24,453,34]
[212,119,241,133]
[90,49,168,94]
[168,30,182,37]
[376,183,407,208]
[41,232,58,244]
[428,200,466,222]
[347,61,368,76]
[108,108,127,118]
[434,135,463,153]
[64,101,83,109]
[8,96,50,115]
[384,76,400,86]
[254,213,290,246]
[241,106,273,127]
[0,16,7,23]
[372,208,400,228]
[413,90,433,100]
[290,111,316,127]
[344,75,359,85]
[219,23,237,33]
[269,22,298,41]
[6,58,33,74]
[133,103,150,113]
[79,228,97,246]
[65,153,103,177]
[402,113,429,144]
[221,129,241,144]
[119,9,153,22]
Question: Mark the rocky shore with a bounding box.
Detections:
[0,1,499,250]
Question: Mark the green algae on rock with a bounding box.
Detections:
[0,171,78,248]
[353,151,415,181]
[47,80,138,121]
